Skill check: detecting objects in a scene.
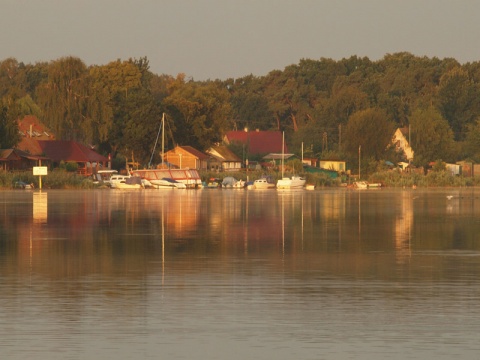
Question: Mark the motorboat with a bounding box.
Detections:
[222,176,244,188]
[276,176,306,189]
[151,177,187,189]
[115,176,145,190]
[110,175,131,189]
[253,176,275,189]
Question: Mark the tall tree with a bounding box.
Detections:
[437,67,479,140]
[343,108,395,160]
[163,75,231,150]
[410,106,456,165]
[0,100,21,148]
[36,57,89,141]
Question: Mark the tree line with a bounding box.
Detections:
[2,52,480,170]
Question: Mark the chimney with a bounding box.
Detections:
[30,124,33,137]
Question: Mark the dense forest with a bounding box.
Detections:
[2,52,480,170]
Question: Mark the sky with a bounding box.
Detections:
[2,0,480,81]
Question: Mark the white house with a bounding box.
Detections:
[393,127,414,161]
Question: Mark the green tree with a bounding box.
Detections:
[343,108,395,160]
[437,67,480,140]
[410,106,456,166]
[35,57,89,141]
[0,102,21,148]
[164,75,232,150]
[464,117,480,162]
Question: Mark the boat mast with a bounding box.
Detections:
[281,131,284,178]
[148,113,165,168]
[161,112,165,166]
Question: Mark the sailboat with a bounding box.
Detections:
[131,113,200,188]
[276,131,306,190]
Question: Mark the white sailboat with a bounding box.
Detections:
[133,113,197,188]
[276,131,306,190]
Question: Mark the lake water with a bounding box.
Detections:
[1,188,480,359]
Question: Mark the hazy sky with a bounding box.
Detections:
[2,0,480,80]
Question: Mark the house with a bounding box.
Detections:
[206,145,242,172]
[302,157,318,167]
[263,153,297,166]
[457,161,473,177]
[0,148,47,171]
[393,127,414,161]
[36,140,109,175]
[446,163,461,176]
[163,146,209,170]
[319,160,346,173]
[16,115,55,155]
[224,130,286,156]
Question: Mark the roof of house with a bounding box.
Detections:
[16,115,55,155]
[0,148,48,161]
[0,149,20,161]
[36,140,108,163]
[206,145,242,162]
[18,115,54,139]
[224,130,287,154]
[178,146,210,160]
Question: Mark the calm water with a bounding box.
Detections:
[1,188,480,359]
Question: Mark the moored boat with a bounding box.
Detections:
[150,177,187,189]
[253,176,275,189]
[132,168,202,188]
[114,176,144,189]
[277,176,306,189]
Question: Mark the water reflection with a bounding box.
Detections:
[1,189,480,359]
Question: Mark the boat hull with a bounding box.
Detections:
[132,169,202,188]
[276,177,306,189]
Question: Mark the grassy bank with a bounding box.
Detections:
[0,170,97,189]
[2,168,479,190]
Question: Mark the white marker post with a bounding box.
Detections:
[33,166,48,190]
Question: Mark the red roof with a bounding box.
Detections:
[224,130,287,154]
[17,115,54,139]
[37,140,108,163]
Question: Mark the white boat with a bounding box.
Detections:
[115,176,144,189]
[277,176,306,189]
[222,176,245,188]
[353,181,381,189]
[110,175,131,189]
[92,169,118,186]
[253,176,275,189]
[150,177,187,189]
[276,132,305,190]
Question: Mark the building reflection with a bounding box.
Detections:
[395,191,412,263]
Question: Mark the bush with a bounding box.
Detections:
[65,161,79,172]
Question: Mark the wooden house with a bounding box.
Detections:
[319,160,346,172]
[206,145,242,171]
[0,148,47,171]
[163,146,209,170]
[36,140,109,175]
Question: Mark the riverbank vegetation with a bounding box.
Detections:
[3,52,480,178]
[2,167,479,190]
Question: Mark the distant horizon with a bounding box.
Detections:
[2,1,480,81]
